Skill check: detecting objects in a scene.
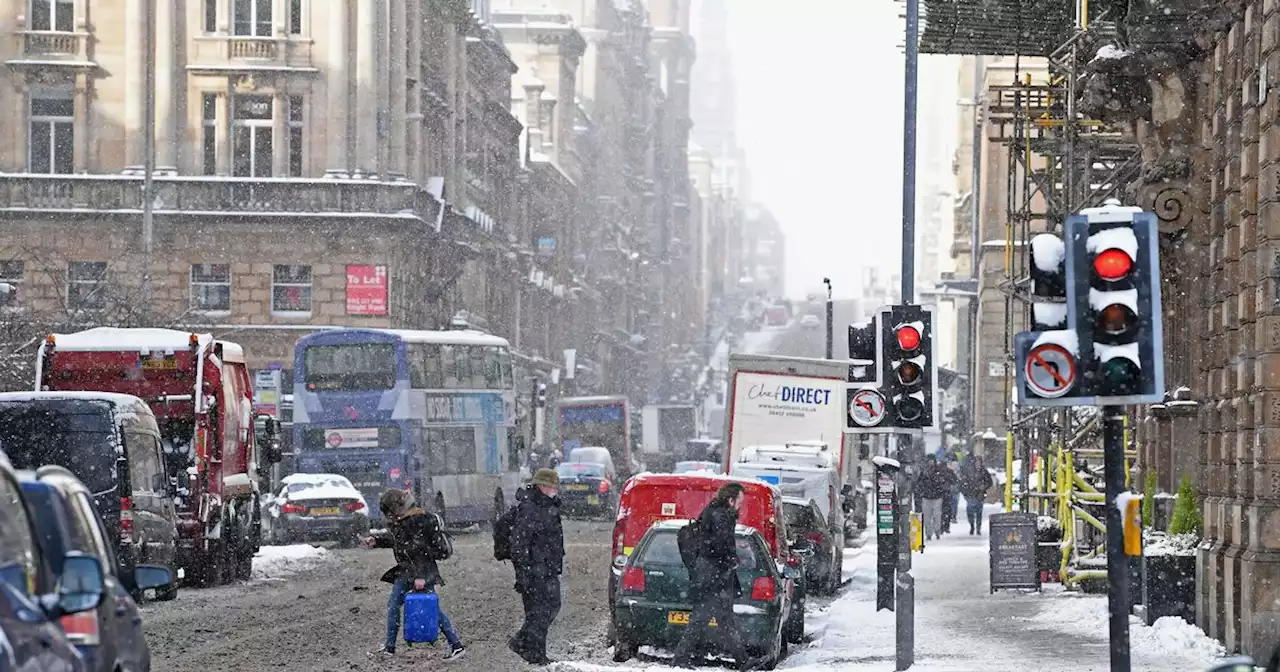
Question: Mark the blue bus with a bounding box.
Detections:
[291,328,520,525]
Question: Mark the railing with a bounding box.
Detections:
[228,37,278,60]
[21,31,83,57]
[0,174,430,217]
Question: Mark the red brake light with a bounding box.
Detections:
[598,480,611,494]
[281,502,307,514]
[345,500,366,512]
[750,576,776,601]
[1093,248,1133,280]
[895,326,921,351]
[621,567,646,592]
[60,611,100,645]
[119,496,134,542]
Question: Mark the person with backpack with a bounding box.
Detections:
[672,482,767,671]
[501,468,565,665]
[959,455,994,535]
[365,488,466,662]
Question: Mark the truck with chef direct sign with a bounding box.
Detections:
[722,353,852,493]
[36,327,282,587]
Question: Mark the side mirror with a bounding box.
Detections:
[133,564,175,593]
[151,472,168,494]
[50,554,104,617]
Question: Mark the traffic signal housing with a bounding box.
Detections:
[534,380,548,408]
[847,317,881,385]
[1014,233,1081,405]
[1064,202,1165,405]
[880,304,937,428]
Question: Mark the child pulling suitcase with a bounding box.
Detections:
[365,489,466,662]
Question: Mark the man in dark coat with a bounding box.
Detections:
[672,482,767,671]
[960,455,994,535]
[508,468,566,665]
[916,455,955,541]
[365,488,465,661]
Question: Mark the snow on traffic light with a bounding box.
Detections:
[880,305,936,428]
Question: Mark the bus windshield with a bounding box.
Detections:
[303,343,397,391]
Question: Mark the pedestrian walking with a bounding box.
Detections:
[916,456,954,540]
[507,468,566,665]
[943,457,961,534]
[672,482,768,671]
[365,488,466,662]
[960,455,994,535]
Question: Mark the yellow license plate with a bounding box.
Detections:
[566,484,590,491]
[667,612,715,626]
[141,358,176,370]
[309,507,341,516]
[587,496,600,505]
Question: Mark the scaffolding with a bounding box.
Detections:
[922,0,1147,586]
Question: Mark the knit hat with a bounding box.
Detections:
[531,468,560,489]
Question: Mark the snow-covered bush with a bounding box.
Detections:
[1168,474,1201,537]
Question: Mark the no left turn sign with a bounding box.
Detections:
[1025,343,1076,398]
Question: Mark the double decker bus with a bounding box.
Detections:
[292,329,519,525]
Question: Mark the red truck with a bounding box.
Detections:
[36,327,281,587]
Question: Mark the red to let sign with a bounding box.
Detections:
[346,265,388,316]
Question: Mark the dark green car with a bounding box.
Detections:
[612,520,799,668]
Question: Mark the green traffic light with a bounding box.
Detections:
[1100,358,1141,393]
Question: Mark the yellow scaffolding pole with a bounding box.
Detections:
[1004,431,1015,511]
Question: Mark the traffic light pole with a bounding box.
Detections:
[895,432,916,671]
[900,0,918,306]
[1102,405,1131,671]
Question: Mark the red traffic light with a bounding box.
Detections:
[1093,248,1133,281]
[896,326,921,351]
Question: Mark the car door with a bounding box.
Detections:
[65,490,137,672]
[124,428,174,569]
[0,472,82,672]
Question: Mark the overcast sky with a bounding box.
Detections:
[725,0,956,300]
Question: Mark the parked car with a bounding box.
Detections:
[612,520,798,668]
[0,392,179,598]
[264,473,370,546]
[19,466,176,672]
[567,447,618,479]
[0,448,107,672]
[799,314,821,329]
[608,473,807,648]
[555,462,616,518]
[782,497,841,595]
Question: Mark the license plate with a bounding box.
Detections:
[667,612,716,627]
[309,507,341,516]
[566,484,590,491]
[141,358,176,370]
[587,496,600,506]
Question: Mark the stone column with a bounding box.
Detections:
[388,0,406,177]
[125,0,146,169]
[524,82,545,160]
[405,0,422,181]
[214,91,230,176]
[153,0,175,171]
[74,73,89,172]
[354,0,378,175]
[9,76,26,173]
[325,0,349,176]
[271,89,287,176]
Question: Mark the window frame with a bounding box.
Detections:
[201,93,218,175]
[288,0,302,35]
[28,87,74,175]
[29,0,74,32]
[232,0,273,37]
[231,93,273,178]
[270,264,312,315]
[189,263,232,314]
[0,260,23,309]
[66,260,107,311]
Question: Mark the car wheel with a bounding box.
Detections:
[784,584,806,644]
[612,637,637,663]
[763,621,784,669]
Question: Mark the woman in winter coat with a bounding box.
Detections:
[959,456,994,535]
[366,488,466,661]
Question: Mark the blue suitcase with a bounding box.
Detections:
[403,591,440,644]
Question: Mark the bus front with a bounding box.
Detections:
[292,330,411,522]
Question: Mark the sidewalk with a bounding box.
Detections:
[783,505,1227,671]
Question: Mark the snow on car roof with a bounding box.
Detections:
[0,390,147,406]
[49,327,245,361]
[733,461,831,475]
[282,472,350,484]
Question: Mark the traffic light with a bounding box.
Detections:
[881,304,936,428]
[1064,201,1165,404]
[1013,233,1080,405]
[847,317,880,385]
[1029,233,1068,332]
[534,380,548,408]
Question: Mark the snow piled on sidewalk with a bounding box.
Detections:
[251,544,330,581]
[1029,591,1225,667]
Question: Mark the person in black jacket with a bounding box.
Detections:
[365,489,466,662]
[672,483,767,671]
[508,468,566,665]
[916,456,955,541]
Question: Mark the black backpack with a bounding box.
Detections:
[677,519,703,571]
[493,505,518,562]
[426,513,454,561]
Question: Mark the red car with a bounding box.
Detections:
[607,473,808,646]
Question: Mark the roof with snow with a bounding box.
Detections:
[48,327,245,361]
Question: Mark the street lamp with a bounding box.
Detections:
[822,277,833,359]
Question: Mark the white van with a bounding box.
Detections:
[729,461,840,525]
[739,443,839,472]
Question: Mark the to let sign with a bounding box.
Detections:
[346,265,388,316]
